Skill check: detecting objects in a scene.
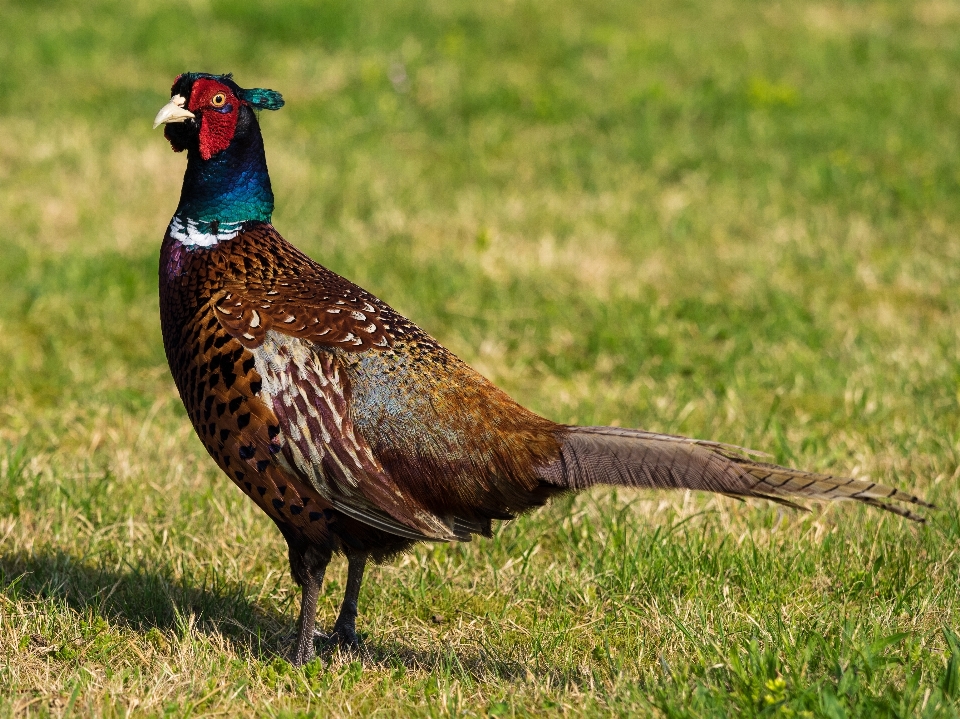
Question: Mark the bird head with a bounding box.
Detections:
[153,73,284,161]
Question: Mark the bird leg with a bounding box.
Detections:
[323,550,368,649]
[287,544,331,666]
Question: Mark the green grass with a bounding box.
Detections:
[2,0,960,714]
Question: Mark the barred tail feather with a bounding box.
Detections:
[537,426,932,522]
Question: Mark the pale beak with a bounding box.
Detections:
[153,95,195,129]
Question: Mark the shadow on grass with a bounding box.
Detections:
[0,548,290,661]
[354,637,535,684]
[0,549,544,682]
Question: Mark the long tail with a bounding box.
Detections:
[536,426,933,522]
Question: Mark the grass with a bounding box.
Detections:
[1,0,960,714]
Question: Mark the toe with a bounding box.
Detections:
[329,623,360,649]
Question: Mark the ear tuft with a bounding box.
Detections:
[238,88,284,111]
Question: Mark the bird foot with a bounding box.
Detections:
[314,622,360,650]
[287,640,316,667]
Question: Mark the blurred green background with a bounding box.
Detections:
[2,0,960,715]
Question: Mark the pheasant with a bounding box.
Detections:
[154,73,932,666]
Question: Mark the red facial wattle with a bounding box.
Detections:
[188,78,241,161]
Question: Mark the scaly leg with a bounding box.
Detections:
[287,544,331,666]
[328,550,368,648]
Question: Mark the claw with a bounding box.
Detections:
[317,622,360,650]
[327,623,360,650]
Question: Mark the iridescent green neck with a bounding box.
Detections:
[172,112,274,238]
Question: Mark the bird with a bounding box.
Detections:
[154,72,932,666]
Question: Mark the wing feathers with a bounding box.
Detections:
[252,329,463,540]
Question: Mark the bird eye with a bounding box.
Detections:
[211,93,227,108]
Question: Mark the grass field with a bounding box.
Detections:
[2,0,960,715]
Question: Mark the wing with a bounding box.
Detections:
[251,329,463,540]
[207,225,552,539]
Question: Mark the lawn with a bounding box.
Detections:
[2,0,960,715]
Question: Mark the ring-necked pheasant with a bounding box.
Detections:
[154,73,932,666]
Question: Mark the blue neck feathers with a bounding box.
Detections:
[171,112,274,245]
